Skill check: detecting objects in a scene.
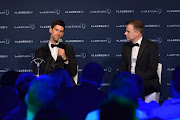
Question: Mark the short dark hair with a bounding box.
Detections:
[126,20,144,34]
[172,66,180,93]
[82,62,104,85]
[16,72,36,100]
[108,72,138,102]
[51,19,65,29]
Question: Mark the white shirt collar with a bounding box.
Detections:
[135,37,143,45]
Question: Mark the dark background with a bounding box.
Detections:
[0,0,180,103]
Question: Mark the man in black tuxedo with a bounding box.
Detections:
[32,20,77,80]
[119,20,160,96]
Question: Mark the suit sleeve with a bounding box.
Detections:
[143,42,159,80]
[64,45,77,77]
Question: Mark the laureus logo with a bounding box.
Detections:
[81,24,86,29]
[141,8,162,14]
[90,9,111,14]
[55,9,60,15]
[31,53,35,59]
[75,53,86,58]
[0,39,10,44]
[5,39,10,44]
[0,68,10,72]
[30,24,35,30]
[106,9,111,14]
[150,37,162,43]
[5,10,9,15]
[104,67,112,72]
[106,38,111,43]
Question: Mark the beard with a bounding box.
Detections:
[52,36,60,43]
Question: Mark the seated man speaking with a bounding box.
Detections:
[32,19,77,80]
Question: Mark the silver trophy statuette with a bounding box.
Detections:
[30,58,45,76]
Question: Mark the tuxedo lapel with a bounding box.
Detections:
[127,43,132,71]
[43,44,57,74]
[137,38,147,63]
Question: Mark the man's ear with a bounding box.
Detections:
[136,30,141,35]
[49,28,52,34]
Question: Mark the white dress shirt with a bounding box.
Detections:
[131,37,142,74]
[48,41,59,61]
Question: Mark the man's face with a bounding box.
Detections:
[124,24,139,43]
[49,25,64,43]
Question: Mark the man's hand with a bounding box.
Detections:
[58,48,67,60]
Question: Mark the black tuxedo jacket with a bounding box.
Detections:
[119,38,160,95]
[32,43,77,78]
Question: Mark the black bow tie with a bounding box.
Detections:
[51,43,65,49]
[51,44,59,48]
[130,43,139,47]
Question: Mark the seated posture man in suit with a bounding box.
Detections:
[32,19,77,80]
[119,19,160,97]
[61,62,107,120]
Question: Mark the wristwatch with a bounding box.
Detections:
[63,57,69,62]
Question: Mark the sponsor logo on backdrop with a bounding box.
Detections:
[167,68,175,71]
[40,25,51,29]
[116,25,126,28]
[91,54,110,57]
[104,67,112,72]
[65,10,84,14]
[0,10,9,15]
[14,11,33,15]
[75,53,86,58]
[149,37,162,43]
[78,68,83,72]
[167,97,172,100]
[15,69,33,72]
[145,25,160,28]
[101,83,110,86]
[91,38,111,43]
[39,9,60,15]
[14,24,35,30]
[66,23,86,29]
[0,39,10,44]
[0,68,10,72]
[65,39,84,43]
[167,53,180,57]
[15,53,35,59]
[116,10,135,13]
[116,39,128,42]
[15,40,33,44]
[0,26,8,29]
[167,10,180,13]
[167,83,171,86]
[167,38,180,42]
[0,55,8,58]
[141,8,162,14]
[167,25,180,28]
[90,9,111,14]
[116,54,122,57]
[91,24,109,28]
[40,40,49,43]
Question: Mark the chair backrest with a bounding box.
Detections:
[157,63,162,84]
[73,65,79,85]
